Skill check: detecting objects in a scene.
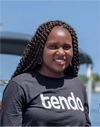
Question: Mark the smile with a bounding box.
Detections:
[54,59,66,65]
[55,59,65,62]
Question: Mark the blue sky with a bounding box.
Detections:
[0,0,100,80]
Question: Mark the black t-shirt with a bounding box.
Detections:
[0,71,91,126]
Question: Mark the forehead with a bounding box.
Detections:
[47,26,72,41]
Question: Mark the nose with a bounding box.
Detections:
[57,48,65,55]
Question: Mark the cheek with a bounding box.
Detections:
[66,50,73,59]
[70,50,73,60]
[42,50,52,63]
[67,55,73,62]
[65,52,73,65]
[43,48,54,58]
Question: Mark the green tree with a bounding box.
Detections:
[78,75,88,85]
[78,73,100,90]
[92,73,100,89]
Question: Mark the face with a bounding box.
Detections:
[39,26,73,77]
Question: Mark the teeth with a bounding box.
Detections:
[55,60,64,62]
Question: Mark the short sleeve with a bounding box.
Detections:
[0,81,25,126]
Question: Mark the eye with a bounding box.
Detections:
[63,45,71,50]
[49,45,57,49]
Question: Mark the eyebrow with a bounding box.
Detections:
[47,42,58,44]
[47,42,71,45]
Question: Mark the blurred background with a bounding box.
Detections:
[0,0,100,126]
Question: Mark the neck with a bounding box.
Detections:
[37,68,65,78]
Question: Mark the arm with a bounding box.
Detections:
[0,81,25,126]
[84,88,92,126]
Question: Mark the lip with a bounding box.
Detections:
[54,59,66,65]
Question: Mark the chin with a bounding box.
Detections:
[55,67,66,71]
[54,68,65,73]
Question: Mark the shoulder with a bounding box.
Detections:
[65,76,86,91]
[12,72,35,82]
[71,76,84,83]
[73,76,86,88]
[5,72,39,102]
[10,72,37,88]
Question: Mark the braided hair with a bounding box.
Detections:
[11,20,79,79]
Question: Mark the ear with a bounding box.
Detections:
[37,57,42,65]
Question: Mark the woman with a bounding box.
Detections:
[0,20,91,126]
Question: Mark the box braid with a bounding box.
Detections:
[11,20,79,80]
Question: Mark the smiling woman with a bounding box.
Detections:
[39,26,73,78]
[0,20,92,126]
